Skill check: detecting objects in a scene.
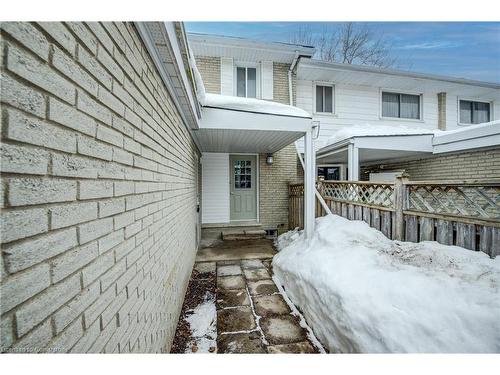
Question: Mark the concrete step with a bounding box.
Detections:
[222,229,267,241]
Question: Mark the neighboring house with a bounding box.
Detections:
[190,32,500,187]
[295,60,500,181]
[0,22,316,353]
[188,33,315,236]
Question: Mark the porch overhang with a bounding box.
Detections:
[194,100,312,153]
[317,133,435,180]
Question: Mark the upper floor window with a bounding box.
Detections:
[236,66,257,98]
[459,100,490,124]
[315,84,334,113]
[382,92,421,120]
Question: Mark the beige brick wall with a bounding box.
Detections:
[195,56,220,94]
[273,62,295,105]
[259,144,301,230]
[361,148,500,181]
[0,22,199,353]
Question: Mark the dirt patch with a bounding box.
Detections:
[170,269,216,353]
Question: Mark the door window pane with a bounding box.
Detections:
[234,160,252,189]
[236,67,246,97]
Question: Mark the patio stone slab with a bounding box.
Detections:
[253,294,290,316]
[217,275,245,290]
[260,315,308,345]
[267,341,317,354]
[217,307,256,333]
[241,259,265,269]
[196,239,276,262]
[217,264,242,277]
[243,268,271,281]
[217,332,266,353]
[217,289,250,309]
[194,262,216,274]
[247,279,278,296]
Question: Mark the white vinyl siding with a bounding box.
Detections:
[295,81,439,150]
[260,61,274,100]
[201,153,230,224]
[220,57,234,95]
[459,100,491,124]
[382,91,421,120]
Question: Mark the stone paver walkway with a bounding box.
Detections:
[172,250,322,353]
[172,239,324,353]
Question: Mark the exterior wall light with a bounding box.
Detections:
[266,153,273,165]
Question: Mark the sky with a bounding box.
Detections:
[185,22,500,83]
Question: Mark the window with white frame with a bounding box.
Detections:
[236,66,257,98]
[459,100,490,124]
[315,84,334,113]
[382,91,421,120]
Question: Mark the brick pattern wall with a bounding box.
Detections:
[259,144,302,230]
[195,56,220,94]
[361,148,500,181]
[272,62,295,105]
[0,22,199,353]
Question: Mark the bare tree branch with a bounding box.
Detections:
[289,22,397,68]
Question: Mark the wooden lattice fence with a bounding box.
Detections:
[289,179,500,257]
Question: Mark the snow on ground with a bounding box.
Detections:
[273,215,500,353]
[184,292,217,353]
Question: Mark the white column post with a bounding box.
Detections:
[347,143,359,181]
[304,128,315,238]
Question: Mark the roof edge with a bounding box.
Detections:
[300,59,500,89]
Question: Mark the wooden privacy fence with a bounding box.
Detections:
[289,178,500,257]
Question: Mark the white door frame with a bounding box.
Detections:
[229,153,260,223]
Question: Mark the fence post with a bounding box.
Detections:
[393,174,409,241]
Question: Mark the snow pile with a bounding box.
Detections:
[203,93,311,118]
[325,123,438,146]
[274,227,300,250]
[273,215,500,353]
[185,292,217,353]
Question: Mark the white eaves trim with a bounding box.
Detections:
[136,22,200,131]
[433,120,500,154]
[201,107,312,133]
[317,121,500,159]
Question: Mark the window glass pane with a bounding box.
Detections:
[324,86,333,113]
[400,94,420,119]
[236,67,246,97]
[316,85,324,112]
[326,167,340,180]
[247,68,256,98]
[473,102,490,124]
[460,100,472,124]
[382,92,400,117]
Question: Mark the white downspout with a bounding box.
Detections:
[288,51,299,106]
[289,53,331,218]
